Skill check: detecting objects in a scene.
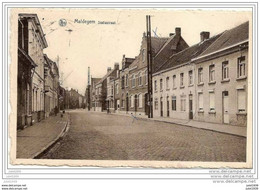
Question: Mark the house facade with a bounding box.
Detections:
[153,21,248,127]
[92,63,119,112]
[192,22,249,126]
[44,54,55,117]
[17,17,37,129]
[126,28,189,116]
[18,14,48,124]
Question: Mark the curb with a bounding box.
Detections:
[33,114,70,159]
[105,112,246,138]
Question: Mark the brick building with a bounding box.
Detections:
[125,29,189,116]
[92,63,119,112]
[18,14,48,125]
[17,17,37,129]
[153,21,248,127]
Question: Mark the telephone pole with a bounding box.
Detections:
[87,67,91,111]
[146,15,153,118]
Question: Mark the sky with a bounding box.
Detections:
[18,8,251,95]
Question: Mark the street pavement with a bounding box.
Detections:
[17,113,69,158]
[41,110,246,162]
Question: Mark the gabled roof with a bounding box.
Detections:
[155,33,222,73]
[199,21,249,57]
[153,34,189,72]
[151,37,170,54]
[128,37,169,69]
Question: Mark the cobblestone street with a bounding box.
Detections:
[42,110,246,162]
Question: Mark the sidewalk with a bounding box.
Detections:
[16,113,70,159]
[103,111,247,137]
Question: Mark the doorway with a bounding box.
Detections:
[223,91,229,124]
[160,97,163,117]
[189,94,193,119]
[145,93,149,115]
[126,93,129,112]
[167,96,169,117]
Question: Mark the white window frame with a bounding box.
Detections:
[180,96,186,112]
[238,56,246,78]
[173,75,176,89]
[180,73,184,87]
[198,67,203,84]
[209,65,215,82]
[222,61,229,80]
[189,70,193,85]
[237,89,246,113]
[138,94,142,108]
[198,92,203,111]
[166,77,169,90]
[160,79,163,91]
[209,92,215,111]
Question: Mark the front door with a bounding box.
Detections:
[223,91,229,124]
[167,96,169,117]
[126,95,129,112]
[189,94,193,119]
[145,93,149,115]
[160,97,163,117]
[134,95,137,112]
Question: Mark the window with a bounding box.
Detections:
[154,80,157,92]
[121,76,125,89]
[122,100,125,108]
[111,85,114,95]
[189,70,193,85]
[160,79,163,91]
[180,73,184,87]
[166,77,169,89]
[173,75,176,88]
[209,65,215,82]
[131,75,135,88]
[198,68,203,83]
[198,93,203,111]
[180,96,186,111]
[116,84,119,94]
[130,95,134,108]
[138,94,142,108]
[172,96,176,111]
[125,74,128,86]
[209,92,215,111]
[138,73,142,86]
[154,98,158,110]
[142,49,146,62]
[237,90,246,113]
[222,61,229,80]
[144,70,148,85]
[238,56,246,78]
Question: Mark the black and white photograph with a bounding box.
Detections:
[12,8,252,167]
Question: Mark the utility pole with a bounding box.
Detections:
[146,15,153,118]
[87,67,91,111]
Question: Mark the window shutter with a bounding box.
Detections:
[238,90,246,111]
[209,93,215,110]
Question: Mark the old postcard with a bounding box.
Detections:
[9,8,252,168]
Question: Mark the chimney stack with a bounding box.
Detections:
[107,67,111,73]
[175,27,181,36]
[169,33,175,37]
[200,31,210,42]
[114,62,119,70]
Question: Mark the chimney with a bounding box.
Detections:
[169,33,175,37]
[114,62,119,70]
[175,27,181,36]
[143,32,146,37]
[200,31,210,42]
[107,67,111,73]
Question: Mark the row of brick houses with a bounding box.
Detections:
[17,14,63,129]
[86,21,248,127]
